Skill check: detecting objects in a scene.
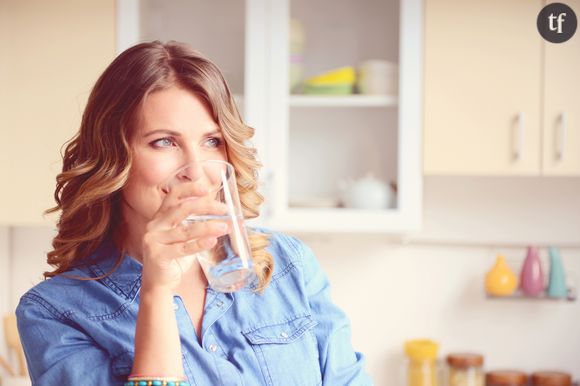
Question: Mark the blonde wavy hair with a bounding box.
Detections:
[46,41,273,292]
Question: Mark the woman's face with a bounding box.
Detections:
[121,86,227,227]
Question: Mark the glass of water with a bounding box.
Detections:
[163,160,257,292]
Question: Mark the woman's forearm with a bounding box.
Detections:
[131,285,184,377]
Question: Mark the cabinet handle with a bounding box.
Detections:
[513,112,525,161]
[556,112,568,161]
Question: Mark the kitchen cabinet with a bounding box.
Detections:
[250,0,423,233]
[543,0,580,175]
[424,0,580,176]
[0,0,116,224]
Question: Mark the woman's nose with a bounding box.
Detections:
[177,161,203,183]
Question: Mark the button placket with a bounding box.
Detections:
[200,292,233,341]
[205,334,221,355]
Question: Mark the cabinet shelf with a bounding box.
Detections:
[289,94,398,108]
[486,288,577,302]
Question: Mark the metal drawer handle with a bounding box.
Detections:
[513,112,525,161]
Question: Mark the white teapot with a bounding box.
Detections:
[338,172,393,210]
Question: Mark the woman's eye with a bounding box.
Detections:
[150,137,176,148]
[205,136,223,149]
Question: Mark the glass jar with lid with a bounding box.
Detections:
[446,353,484,386]
[531,371,572,386]
[404,339,440,386]
[486,370,528,386]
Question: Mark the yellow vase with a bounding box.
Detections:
[485,255,518,296]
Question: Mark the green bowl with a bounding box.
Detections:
[302,83,354,95]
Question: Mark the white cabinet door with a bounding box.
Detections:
[424,0,543,175]
[251,0,423,233]
[542,0,580,175]
[0,0,116,224]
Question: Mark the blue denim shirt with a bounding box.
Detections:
[16,229,372,385]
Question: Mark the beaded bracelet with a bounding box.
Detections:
[125,376,190,386]
[124,382,189,386]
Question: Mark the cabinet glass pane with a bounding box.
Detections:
[289,108,398,208]
[288,0,400,210]
[290,0,399,84]
[140,0,246,95]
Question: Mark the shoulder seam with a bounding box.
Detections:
[282,234,307,267]
[20,291,68,322]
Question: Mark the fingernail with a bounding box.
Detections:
[217,222,228,231]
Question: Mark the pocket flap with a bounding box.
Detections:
[243,315,318,345]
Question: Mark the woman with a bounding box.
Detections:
[16,41,371,385]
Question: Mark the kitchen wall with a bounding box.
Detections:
[2,176,579,384]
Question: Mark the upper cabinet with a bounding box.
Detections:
[424,0,580,176]
[247,0,423,233]
[0,0,116,225]
[139,0,246,97]
[543,0,580,175]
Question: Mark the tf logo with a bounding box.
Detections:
[537,2,577,43]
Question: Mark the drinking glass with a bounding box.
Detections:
[163,160,257,292]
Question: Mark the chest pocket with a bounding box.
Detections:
[243,315,322,386]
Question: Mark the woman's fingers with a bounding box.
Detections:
[160,181,209,208]
[150,196,228,230]
[169,197,228,228]
[156,219,229,244]
[141,180,231,271]
[149,235,218,261]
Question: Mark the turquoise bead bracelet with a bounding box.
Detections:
[124,380,190,386]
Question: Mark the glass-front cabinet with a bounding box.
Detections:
[247,0,423,233]
[124,0,423,233]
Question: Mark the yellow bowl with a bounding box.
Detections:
[305,66,356,86]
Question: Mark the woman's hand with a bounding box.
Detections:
[140,181,229,292]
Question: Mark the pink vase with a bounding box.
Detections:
[520,246,545,296]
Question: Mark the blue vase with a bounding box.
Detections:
[547,247,568,298]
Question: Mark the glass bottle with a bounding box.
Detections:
[485,255,518,296]
[547,247,568,298]
[520,246,544,296]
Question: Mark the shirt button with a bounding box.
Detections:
[208,344,218,352]
[280,332,289,339]
[216,300,224,308]
[173,302,179,311]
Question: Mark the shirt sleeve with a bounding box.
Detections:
[296,239,374,386]
[16,293,126,386]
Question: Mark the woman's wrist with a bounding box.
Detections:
[140,281,174,298]
[133,278,184,377]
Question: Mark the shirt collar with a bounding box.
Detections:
[86,238,143,300]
